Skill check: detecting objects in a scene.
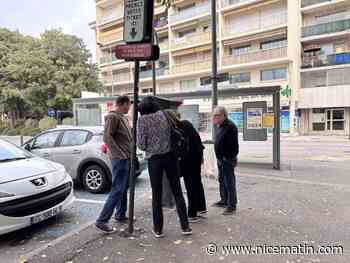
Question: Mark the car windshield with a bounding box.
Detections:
[0,140,32,162]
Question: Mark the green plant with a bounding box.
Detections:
[62,117,74,126]
[20,127,41,137]
[25,118,39,129]
[39,117,57,131]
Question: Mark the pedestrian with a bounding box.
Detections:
[95,95,132,234]
[173,113,207,222]
[137,96,192,238]
[212,106,239,215]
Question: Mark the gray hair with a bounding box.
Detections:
[214,106,228,118]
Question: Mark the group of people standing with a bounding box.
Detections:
[95,95,239,238]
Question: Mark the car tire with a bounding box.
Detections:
[82,165,109,194]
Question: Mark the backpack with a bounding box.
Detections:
[163,111,190,158]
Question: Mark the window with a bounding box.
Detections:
[261,39,287,50]
[180,79,197,91]
[229,45,251,56]
[178,3,195,12]
[178,28,196,38]
[60,130,89,146]
[229,72,251,84]
[32,131,61,149]
[334,42,346,54]
[261,68,287,81]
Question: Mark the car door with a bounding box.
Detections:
[30,131,62,161]
[53,129,90,179]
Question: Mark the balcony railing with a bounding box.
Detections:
[159,41,169,52]
[222,0,257,9]
[224,12,288,38]
[169,2,210,24]
[172,60,211,74]
[99,31,123,44]
[98,10,123,26]
[302,18,350,38]
[154,18,168,28]
[171,31,211,49]
[102,73,131,85]
[222,47,287,66]
[100,55,118,65]
[302,52,350,68]
[301,0,333,8]
[140,67,169,79]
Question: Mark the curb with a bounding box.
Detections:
[19,220,95,263]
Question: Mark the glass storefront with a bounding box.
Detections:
[312,108,345,133]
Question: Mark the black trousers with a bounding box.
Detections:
[148,152,189,232]
[181,159,207,218]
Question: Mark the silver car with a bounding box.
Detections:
[23,126,146,194]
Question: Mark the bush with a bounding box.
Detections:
[25,118,39,129]
[39,117,57,131]
[62,117,74,126]
[2,128,17,136]
[20,127,41,137]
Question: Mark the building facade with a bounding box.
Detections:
[90,0,350,136]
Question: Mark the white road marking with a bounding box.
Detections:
[75,192,149,205]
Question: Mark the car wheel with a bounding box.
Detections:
[82,165,109,194]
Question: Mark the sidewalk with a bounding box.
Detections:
[23,168,349,263]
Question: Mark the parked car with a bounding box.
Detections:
[0,139,75,235]
[22,126,147,193]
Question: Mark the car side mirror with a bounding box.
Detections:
[24,144,32,152]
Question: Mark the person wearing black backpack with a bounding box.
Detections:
[173,114,207,223]
[136,96,192,238]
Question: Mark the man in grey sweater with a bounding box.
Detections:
[95,96,132,234]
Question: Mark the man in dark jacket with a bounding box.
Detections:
[212,106,239,215]
[178,118,207,222]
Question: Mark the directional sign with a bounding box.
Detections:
[115,43,159,61]
[124,0,154,43]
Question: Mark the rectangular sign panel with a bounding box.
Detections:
[124,0,154,43]
[263,113,275,129]
[115,44,159,60]
[243,101,267,141]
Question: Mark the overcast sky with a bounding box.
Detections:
[0,0,97,61]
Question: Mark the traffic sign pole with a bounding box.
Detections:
[128,60,140,234]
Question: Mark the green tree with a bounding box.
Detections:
[0,28,102,126]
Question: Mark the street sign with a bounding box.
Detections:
[115,43,159,61]
[124,0,154,43]
[48,108,56,118]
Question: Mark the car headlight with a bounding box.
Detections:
[0,192,15,198]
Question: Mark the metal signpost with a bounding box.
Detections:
[116,0,157,234]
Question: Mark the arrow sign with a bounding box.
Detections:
[123,0,154,43]
[130,28,137,39]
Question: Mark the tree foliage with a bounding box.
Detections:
[0,28,102,125]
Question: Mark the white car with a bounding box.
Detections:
[0,139,75,235]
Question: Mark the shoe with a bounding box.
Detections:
[198,210,208,218]
[222,207,236,215]
[188,217,200,223]
[212,201,227,208]
[182,228,193,236]
[114,216,136,224]
[152,230,165,238]
[95,223,117,234]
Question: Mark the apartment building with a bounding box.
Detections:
[91,0,350,135]
[299,0,350,135]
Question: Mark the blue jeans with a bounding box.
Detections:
[96,159,129,225]
[217,159,237,209]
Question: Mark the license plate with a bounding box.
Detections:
[30,206,62,225]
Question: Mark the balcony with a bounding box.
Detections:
[140,67,169,79]
[224,12,288,38]
[159,41,169,52]
[171,31,211,50]
[100,55,118,65]
[302,18,350,38]
[222,47,288,67]
[169,2,210,24]
[302,52,350,68]
[99,30,123,45]
[222,0,260,9]
[102,73,131,85]
[172,60,211,74]
[301,0,333,8]
[97,9,123,26]
[154,18,168,28]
